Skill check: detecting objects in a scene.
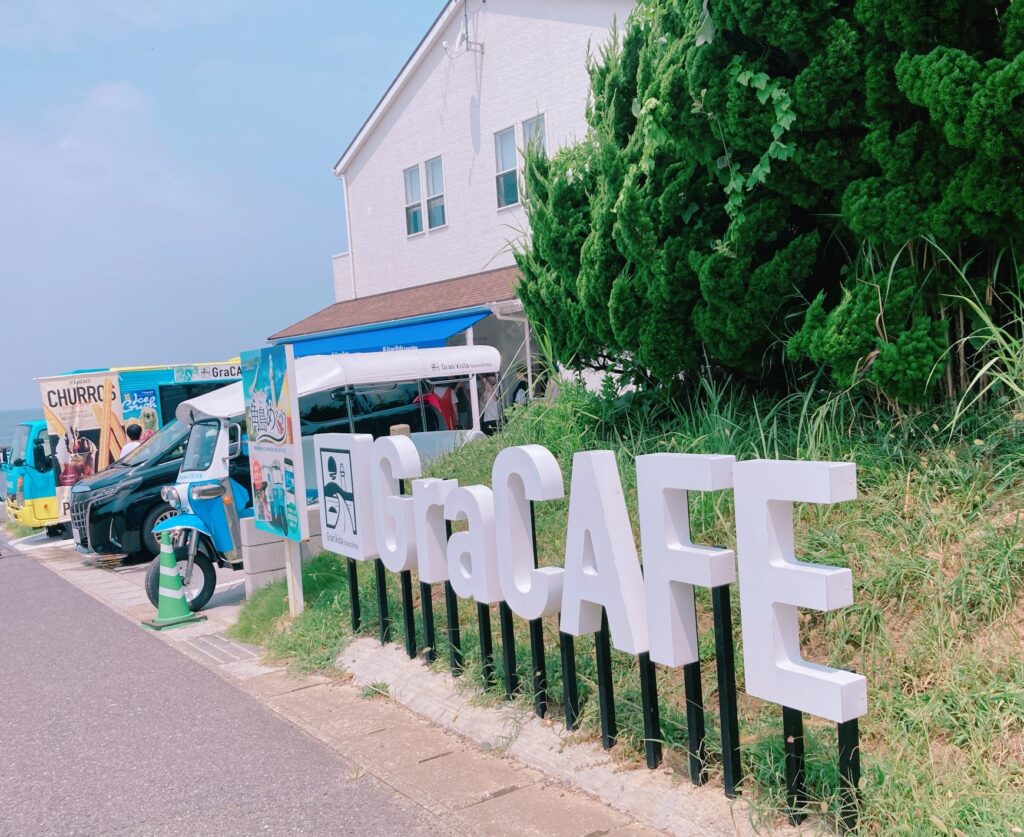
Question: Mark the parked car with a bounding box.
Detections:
[70,419,189,558]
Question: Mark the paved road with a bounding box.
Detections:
[0,545,450,836]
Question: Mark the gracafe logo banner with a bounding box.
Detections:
[314,434,868,725]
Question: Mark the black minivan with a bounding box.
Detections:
[70,420,189,558]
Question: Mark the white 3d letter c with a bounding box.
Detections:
[492,445,564,620]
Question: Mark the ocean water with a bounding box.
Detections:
[0,408,42,449]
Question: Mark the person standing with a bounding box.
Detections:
[479,374,500,435]
[120,423,143,457]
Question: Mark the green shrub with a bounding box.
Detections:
[517,0,1024,406]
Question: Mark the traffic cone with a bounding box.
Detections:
[143,531,207,630]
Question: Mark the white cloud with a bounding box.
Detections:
[0,0,237,50]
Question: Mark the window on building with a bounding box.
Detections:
[522,114,546,157]
[494,126,519,208]
[425,156,446,229]
[404,164,423,235]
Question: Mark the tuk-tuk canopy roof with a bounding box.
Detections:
[175,345,502,424]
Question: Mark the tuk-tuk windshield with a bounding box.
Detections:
[118,419,186,467]
[182,420,221,473]
[10,425,30,465]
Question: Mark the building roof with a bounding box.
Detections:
[269,265,520,341]
[333,1,458,176]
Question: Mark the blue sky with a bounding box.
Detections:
[0,1,442,408]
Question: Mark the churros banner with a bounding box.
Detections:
[39,372,125,520]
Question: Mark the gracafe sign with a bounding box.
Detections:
[314,434,868,725]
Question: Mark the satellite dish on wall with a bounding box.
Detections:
[444,0,484,59]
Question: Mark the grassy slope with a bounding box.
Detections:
[231,382,1024,835]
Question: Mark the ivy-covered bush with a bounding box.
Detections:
[516,0,1024,405]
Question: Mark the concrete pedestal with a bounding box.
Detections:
[241,505,323,598]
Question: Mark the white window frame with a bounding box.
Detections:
[404,163,424,237]
[424,155,447,230]
[494,126,520,210]
[522,113,547,158]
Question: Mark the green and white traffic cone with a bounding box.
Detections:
[143,531,207,630]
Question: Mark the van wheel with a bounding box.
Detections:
[144,547,217,613]
[141,503,178,557]
[45,524,66,538]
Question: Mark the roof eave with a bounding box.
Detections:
[332,1,459,177]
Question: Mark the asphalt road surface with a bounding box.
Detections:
[0,546,450,836]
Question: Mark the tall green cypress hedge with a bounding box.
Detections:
[516,0,1024,405]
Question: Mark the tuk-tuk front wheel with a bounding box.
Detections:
[144,548,217,612]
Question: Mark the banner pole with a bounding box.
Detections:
[285,539,304,617]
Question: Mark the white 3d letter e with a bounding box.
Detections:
[733,460,867,723]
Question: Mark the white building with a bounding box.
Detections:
[272,0,633,400]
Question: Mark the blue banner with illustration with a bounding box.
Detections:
[240,345,307,542]
[121,388,160,442]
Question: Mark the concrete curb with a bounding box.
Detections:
[337,639,794,837]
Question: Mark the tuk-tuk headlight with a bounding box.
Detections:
[161,486,181,509]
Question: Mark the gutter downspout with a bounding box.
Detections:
[338,172,357,300]
[487,301,533,400]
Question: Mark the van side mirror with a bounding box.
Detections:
[228,423,242,459]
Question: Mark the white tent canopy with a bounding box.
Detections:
[176,345,502,424]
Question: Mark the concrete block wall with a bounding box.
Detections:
[240,505,324,598]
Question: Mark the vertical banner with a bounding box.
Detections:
[39,372,125,520]
[241,344,308,542]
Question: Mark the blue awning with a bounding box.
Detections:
[285,309,489,359]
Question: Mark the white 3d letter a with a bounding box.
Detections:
[560,451,647,655]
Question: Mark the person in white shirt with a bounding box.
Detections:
[479,374,500,435]
[120,423,143,457]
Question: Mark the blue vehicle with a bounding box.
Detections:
[147,416,251,611]
[2,420,61,534]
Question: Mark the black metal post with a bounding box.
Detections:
[559,629,579,730]
[442,521,463,675]
[346,558,361,632]
[594,610,617,750]
[838,719,861,832]
[420,581,436,663]
[395,480,416,658]
[682,660,708,786]
[528,502,548,717]
[477,602,495,689]
[444,580,463,675]
[529,619,547,717]
[498,601,519,699]
[638,652,663,769]
[374,559,391,644]
[712,584,741,797]
[399,570,417,658]
[783,706,807,824]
